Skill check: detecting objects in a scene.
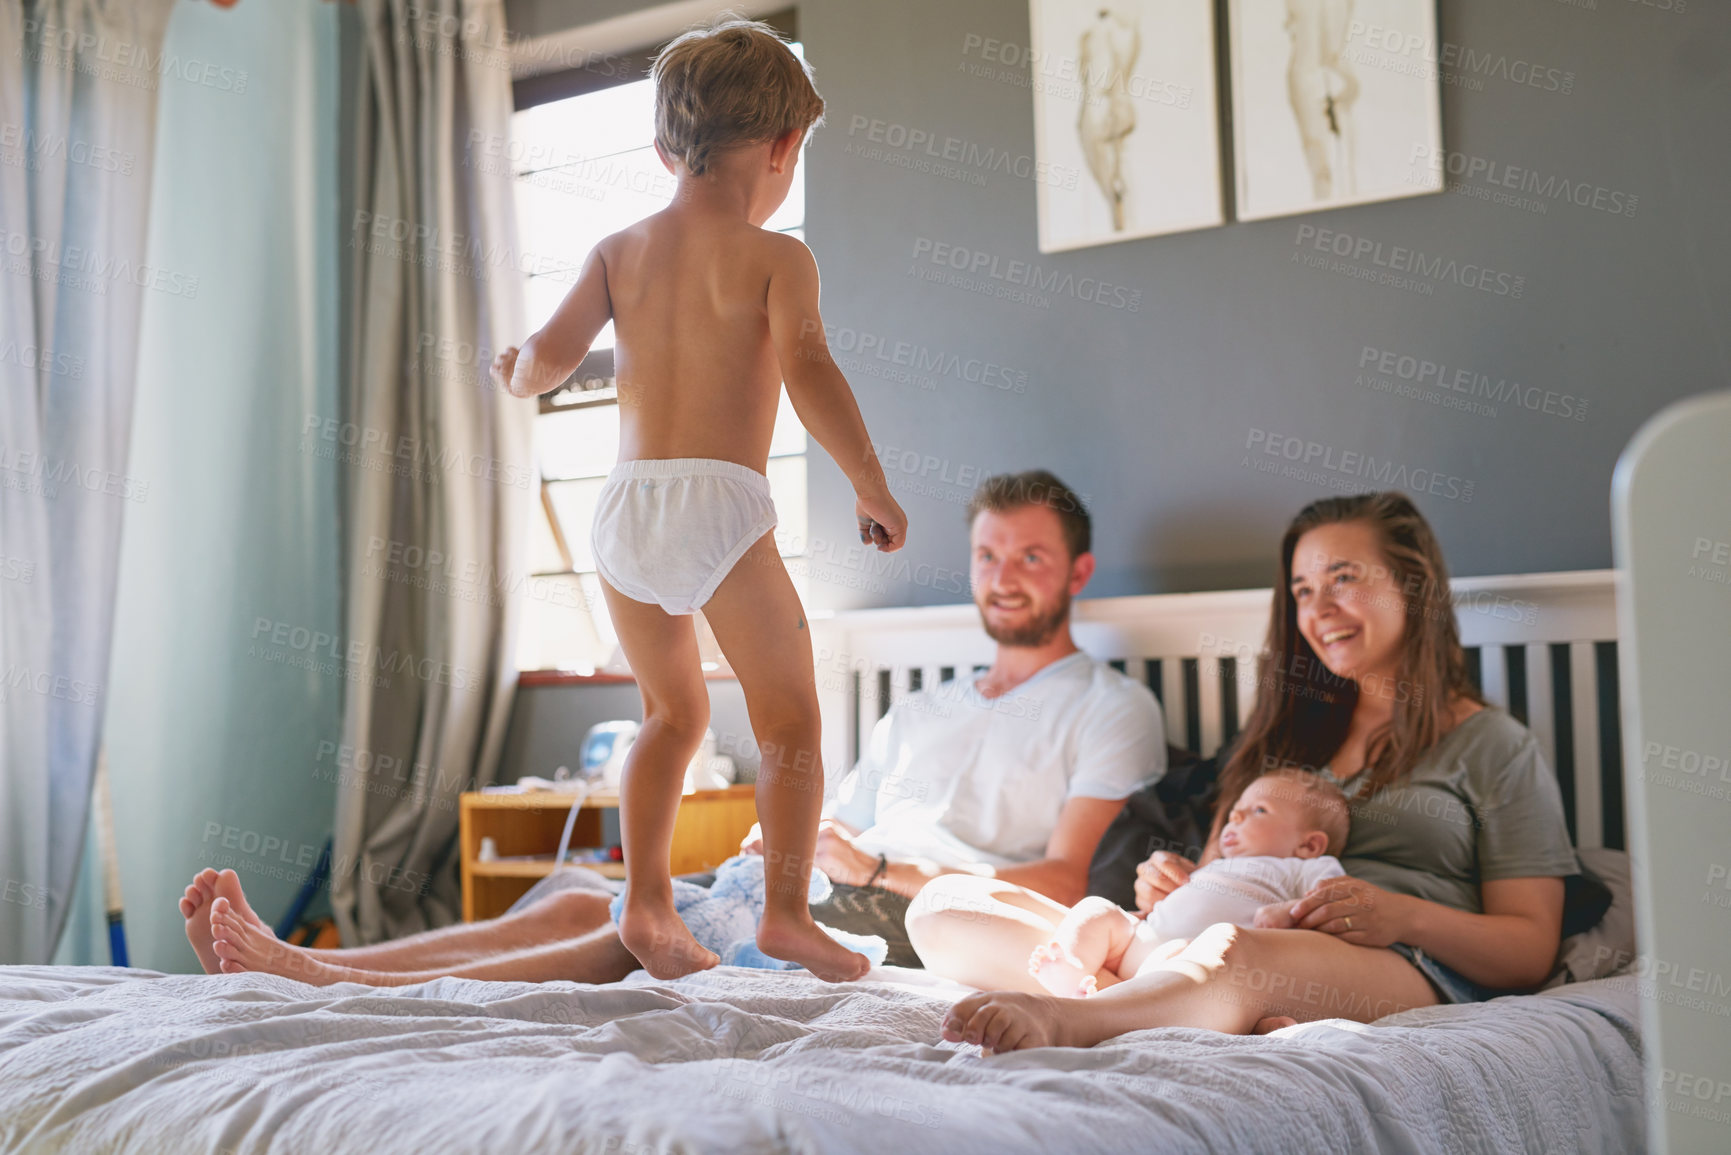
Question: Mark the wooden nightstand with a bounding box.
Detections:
[457,785,758,921]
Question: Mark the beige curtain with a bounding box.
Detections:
[332,0,531,943]
[0,0,177,963]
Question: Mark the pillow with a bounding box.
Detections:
[1086,746,1220,908]
[1543,846,1637,988]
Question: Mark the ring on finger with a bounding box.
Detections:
[1343,916,1353,930]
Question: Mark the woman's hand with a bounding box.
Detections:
[1287,877,1411,947]
[1133,851,1195,914]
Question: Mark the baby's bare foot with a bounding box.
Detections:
[942,990,1072,1054]
[178,868,223,974]
[756,910,870,983]
[210,869,274,934]
[1028,941,1095,999]
[618,899,719,980]
[209,897,350,985]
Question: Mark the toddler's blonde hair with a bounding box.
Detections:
[652,17,825,177]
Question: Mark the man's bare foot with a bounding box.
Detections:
[209,897,360,985]
[210,869,274,934]
[756,908,870,983]
[942,990,1078,1054]
[1028,941,1096,999]
[617,897,719,980]
[178,869,224,974]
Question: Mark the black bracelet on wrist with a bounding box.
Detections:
[864,853,888,889]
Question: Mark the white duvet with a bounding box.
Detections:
[0,964,1646,1154]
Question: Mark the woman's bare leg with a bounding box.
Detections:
[600,579,721,980]
[906,874,1074,993]
[942,924,1441,1053]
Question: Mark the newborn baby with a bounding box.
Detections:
[1030,769,1350,997]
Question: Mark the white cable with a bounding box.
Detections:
[550,778,594,873]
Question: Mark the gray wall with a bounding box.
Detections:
[792,0,1730,605]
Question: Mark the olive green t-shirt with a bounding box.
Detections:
[1316,708,1580,915]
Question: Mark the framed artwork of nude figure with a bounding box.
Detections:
[1228,0,1443,221]
[1029,0,1224,253]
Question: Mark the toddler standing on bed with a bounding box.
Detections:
[1029,770,1350,996]
[491,19,905,982]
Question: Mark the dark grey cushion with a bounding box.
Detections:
[1086,746,1218,908]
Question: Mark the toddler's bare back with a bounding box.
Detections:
[601,210,797,472]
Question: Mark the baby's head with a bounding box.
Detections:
[651,18,825,180]
[1219,769,1349,860]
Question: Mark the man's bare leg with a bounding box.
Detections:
[209,897,640,987]
[183,868,615,975]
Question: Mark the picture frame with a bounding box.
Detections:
[1227,0,1444,222]
[1029,0,1225,253]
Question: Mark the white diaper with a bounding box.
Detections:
[589,458,778,615]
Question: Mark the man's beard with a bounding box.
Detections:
[978,588,1071,647]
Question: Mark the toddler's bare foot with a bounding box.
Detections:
[1027,941,1096,999]
[618,897,718,980]
[209,897,358,985]
[942,990,1075,1054]
[756,908,870,983]
[178,868,224,974]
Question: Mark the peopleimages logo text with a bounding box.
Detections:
[1294,225,1524,298]
[910,237,1142,312]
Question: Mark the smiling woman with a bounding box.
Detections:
[918,490,1586,1051]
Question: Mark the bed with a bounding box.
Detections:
[0,963,1646,1154]
[1,570,1649,1154]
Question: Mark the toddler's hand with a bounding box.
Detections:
[491,346,525,397]
[855,490,907,553]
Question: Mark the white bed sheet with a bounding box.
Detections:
[0,964,1646,1154]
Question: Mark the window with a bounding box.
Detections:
[510,32,810,674]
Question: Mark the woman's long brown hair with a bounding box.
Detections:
[1213,493,1483,843]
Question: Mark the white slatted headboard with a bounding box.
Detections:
[810,570,1621,851]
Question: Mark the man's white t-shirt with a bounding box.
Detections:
[1145,854,1347,942]
[827,651,1165,868]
